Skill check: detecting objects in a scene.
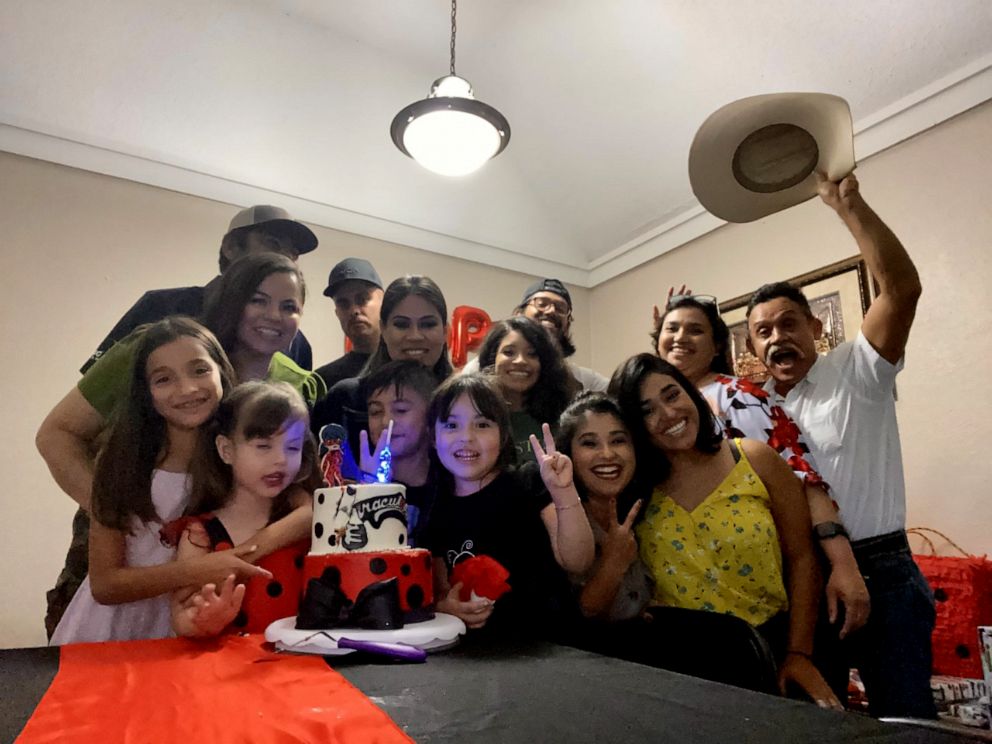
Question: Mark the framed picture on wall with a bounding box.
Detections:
[718,256,875,383]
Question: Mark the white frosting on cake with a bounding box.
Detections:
[311,483,408,555]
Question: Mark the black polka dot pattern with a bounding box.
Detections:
[294,554,304,569]
[266,581,283,598]
[401,564,411,576]
[398,533,405,545]
[314,522,324,539]
[369,557,388,575]
[407,585,425,609]
[328,534,337,547]
[317,492,325,505]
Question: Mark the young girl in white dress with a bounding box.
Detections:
[51,318,271,645]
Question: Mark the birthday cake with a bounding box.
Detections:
[293,424,434,631]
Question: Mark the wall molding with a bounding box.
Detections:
[2,55,990,288]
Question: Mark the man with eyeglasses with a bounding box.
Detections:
[314,258,384,391]
[746,174,931,718]
[79,204,318,374]
[464,278,608,392]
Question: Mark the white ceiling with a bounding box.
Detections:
[2,0,991,286]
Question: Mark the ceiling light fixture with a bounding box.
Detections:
[390,0,510,177]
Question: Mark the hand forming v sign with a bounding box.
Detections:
[653,284,693,325]
[601,497,643,569]
[529,423,574,493]
[359,423,392,477]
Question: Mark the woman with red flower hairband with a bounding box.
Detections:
[652,288,869,701]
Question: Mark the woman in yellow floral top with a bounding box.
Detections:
[609,353,840,709]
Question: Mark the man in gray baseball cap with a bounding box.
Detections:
[314,257,385,390]
[48,205,319,640]
[80,205,318,374]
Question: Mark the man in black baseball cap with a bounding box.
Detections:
[80,204,319,374]
[314,258,385,390]
[465,277,608,393]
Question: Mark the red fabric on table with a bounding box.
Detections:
[17,635,412,744]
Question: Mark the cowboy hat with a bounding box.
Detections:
[688,93,855,223]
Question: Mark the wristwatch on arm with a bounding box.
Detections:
[814,521,850,541]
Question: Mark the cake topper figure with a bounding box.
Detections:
[319,423,348,487]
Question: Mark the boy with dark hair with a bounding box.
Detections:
[363,360,438,546]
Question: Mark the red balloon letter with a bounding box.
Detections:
[449,306,492,368]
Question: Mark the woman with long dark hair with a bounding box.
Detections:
[610,353,841,709]
[37,253,322,634]
[312,275,453,454]
[476,316,578,462]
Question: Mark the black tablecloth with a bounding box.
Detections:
[1,640,978,743]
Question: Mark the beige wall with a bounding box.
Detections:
[590,100,992,558]
[0,151,591,648]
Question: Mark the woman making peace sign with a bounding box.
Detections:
[556,393,651,622]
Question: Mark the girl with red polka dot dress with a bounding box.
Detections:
[170,381,321,637]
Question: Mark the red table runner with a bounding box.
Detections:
[18,635,413,743]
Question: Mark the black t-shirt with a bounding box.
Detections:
[80,278,313,373]
[402,456,441,549]
[314,351,370,392]
[425,469,578,638]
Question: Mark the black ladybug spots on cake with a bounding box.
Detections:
[314,522,324,539]
[294,554,304,570]
[328,534,337,547]
[401,563,411,576]
[369,557,388,575]
[407,584,425,609]
[266,581,283,598]
[346,485,357,495]
[317,493,325,505]
[398,534,405,545]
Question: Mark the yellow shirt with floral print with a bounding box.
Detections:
[636,440,787,626]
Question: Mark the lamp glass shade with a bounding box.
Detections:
[392,75,509,177]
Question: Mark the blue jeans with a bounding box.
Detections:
[847,531,937,718]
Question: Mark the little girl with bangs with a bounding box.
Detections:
[170,381,321,637]
[425,374,594,637]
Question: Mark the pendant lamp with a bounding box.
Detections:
[390,0,510,177]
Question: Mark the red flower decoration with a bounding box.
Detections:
[450,555,511,602]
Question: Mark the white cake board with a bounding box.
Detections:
[264,612,466,656]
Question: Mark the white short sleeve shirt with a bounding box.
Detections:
[763,331,906,541]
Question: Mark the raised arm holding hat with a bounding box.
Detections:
[745,175,930,718]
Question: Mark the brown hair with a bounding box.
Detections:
[429,373,517,476]
[188,381,320,523]
[91,318,236,531]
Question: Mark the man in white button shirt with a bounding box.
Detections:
[746,174,932,718]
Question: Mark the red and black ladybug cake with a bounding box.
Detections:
[296,483,434,629]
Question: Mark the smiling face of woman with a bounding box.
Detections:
[235,271,303,358]
[493,330,541,401]
[656,306,718,384]
[638,372,700,453]
[381,294,446,368]
[570,411,635,502]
